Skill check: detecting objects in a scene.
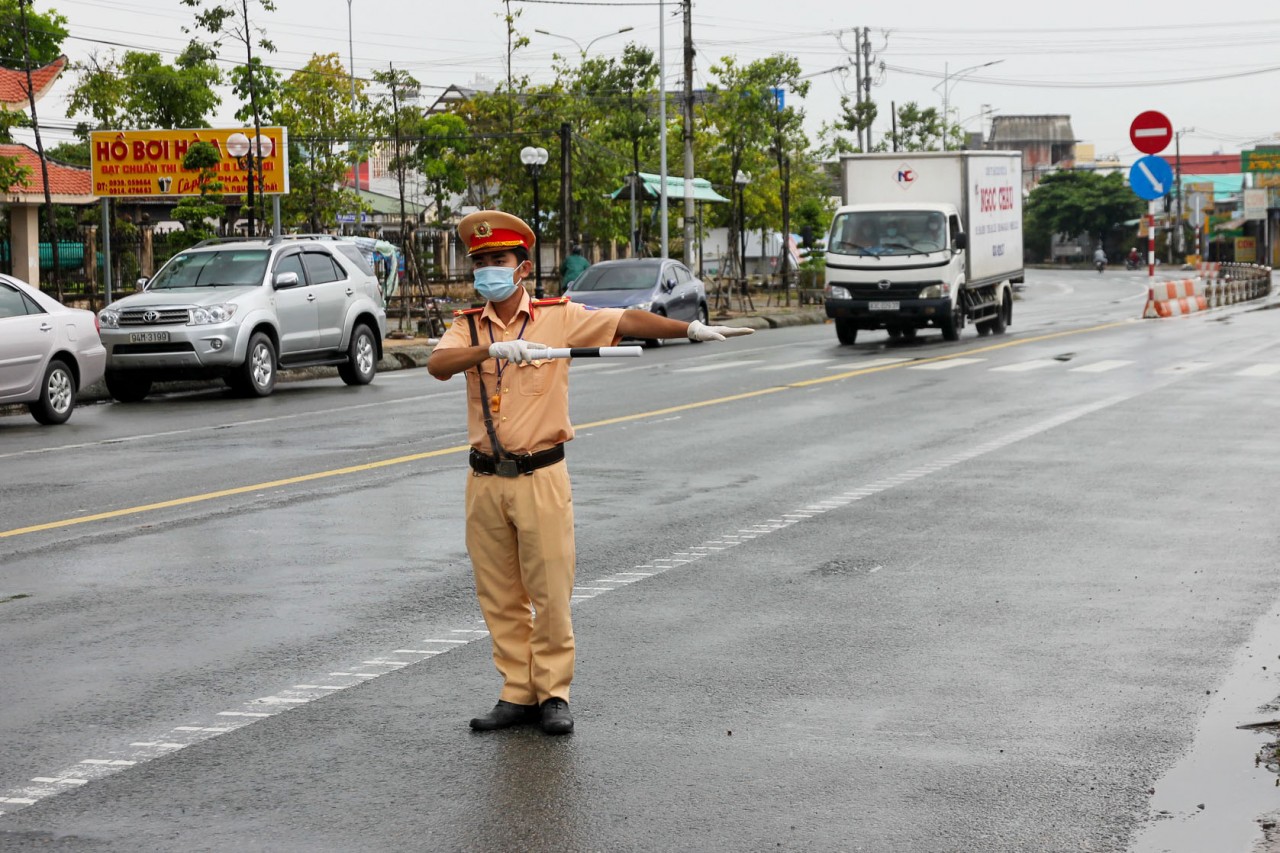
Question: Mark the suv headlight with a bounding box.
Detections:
[918,284,948,299]
[98,309,120,328]
[190,303,237,325]
[825,285,852,300]
[628,301,653,311]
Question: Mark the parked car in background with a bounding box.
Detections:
[0,274,106,425]
[562,258,709,347]
[96,236,387,401]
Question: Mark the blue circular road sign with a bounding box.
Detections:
[1129,155,1174,201]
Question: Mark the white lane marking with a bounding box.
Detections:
[1070,360,1134,373]
[753,358,836,371]
[1235,363,1280,377]
[989,360,1060,373]
[0,390,458,461]
[0,390,1154,818]
[673,360,766,373]
[1155,361,1213,375]
[908,358,986,371]
[824,357,913,371]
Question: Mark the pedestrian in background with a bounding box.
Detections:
[560,244,590,291]
[426,210,753,736]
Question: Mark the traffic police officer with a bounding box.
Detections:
[427,210,753,735]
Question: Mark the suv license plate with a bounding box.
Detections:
[869,301,899,311]
[129,331,170,343]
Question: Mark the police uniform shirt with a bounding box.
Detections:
[433,290,624,455]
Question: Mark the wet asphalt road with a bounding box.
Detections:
[2,268,1280,852]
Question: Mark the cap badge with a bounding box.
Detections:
[475,220,492,238]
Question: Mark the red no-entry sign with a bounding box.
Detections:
[1130,111,1173,155]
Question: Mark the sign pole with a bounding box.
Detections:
[1147,214,1155,278]
[101,197,112,304]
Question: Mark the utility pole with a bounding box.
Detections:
[853,29,864,151]
[861,27,873,150]
[560,121,571,294]
[681,0,695,267]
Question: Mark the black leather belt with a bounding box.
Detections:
[469,444,565,477]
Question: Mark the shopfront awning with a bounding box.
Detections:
[611,172,731,203]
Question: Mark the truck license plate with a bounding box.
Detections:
[129,331,170,343]
[869,301,899,311]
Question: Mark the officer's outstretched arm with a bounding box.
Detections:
[617,312,754,342]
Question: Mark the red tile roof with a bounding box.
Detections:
[0,56,67,107]
[1,143,93,199]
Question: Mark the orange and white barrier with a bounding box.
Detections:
[1142,279,1208,318]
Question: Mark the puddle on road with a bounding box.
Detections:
[1129,607,1280,853]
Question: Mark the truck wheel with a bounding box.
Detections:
[232,332,277,397]
[835,319,858,345]
[902,328,917,340]
[887,329,902,341]
[338,323,377,386]
[105,369,152,403]
[990,297,1010,334]
[940,302,964,342]
[28,359,76,424]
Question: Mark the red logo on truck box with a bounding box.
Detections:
[895,165,916,189]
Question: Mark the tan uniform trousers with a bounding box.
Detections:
[465,459,576,705]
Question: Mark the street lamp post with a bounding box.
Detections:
[735,169,750,284]
[535,26,633,58]
[935,60,1003,151]
[346,0,362,221]
[520,146,549,298]
[1174,127,1195,260]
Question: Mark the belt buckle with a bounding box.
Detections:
[495,459,521,478]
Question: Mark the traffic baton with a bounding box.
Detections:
[541,346,643,359]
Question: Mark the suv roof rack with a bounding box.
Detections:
[191,236,265,249]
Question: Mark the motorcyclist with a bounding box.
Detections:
[1093,245,1107,272]
[1127,247,1140,269]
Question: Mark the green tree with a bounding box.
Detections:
[412,112,470,228]
[275,52,366,232]
[0,0,66,67]
[875,101,963,153]
[171,140,224,247]
[183,0,277,235]
[1024,170,1144,260]
[67,45,221,135]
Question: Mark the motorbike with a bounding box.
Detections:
[1125,257,1141,270]
[1095,258,1106,273]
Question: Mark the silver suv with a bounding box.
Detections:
[98,237,388,401]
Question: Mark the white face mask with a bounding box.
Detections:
[474,266,520,302]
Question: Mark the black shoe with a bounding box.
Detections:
[540,698,574,735]
[469,700,538,731]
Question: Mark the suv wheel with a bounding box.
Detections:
[105,369,152,403]
[233,332,277,397]
[29,359,76,424]
[338,323,377,386]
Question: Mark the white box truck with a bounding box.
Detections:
[823,151,1024,344]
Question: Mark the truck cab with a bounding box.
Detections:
[824,203,968,343]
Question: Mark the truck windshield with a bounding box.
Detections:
[830,211,947,257]
[148,250,270,289]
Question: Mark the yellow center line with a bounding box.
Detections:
[2,320,1130,539]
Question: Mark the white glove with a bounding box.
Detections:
[687,320,755,342]
[488,340,551,364]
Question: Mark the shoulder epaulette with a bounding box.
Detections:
[531,296,571,306]
[453,306,485,317]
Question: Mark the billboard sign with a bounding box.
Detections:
[1241,150,1280,173]
[90,127,290,198]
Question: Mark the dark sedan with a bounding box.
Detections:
[563,259,709,346]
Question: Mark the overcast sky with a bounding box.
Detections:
[23,0,1280,165]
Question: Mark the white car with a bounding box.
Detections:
[0,274,107,425]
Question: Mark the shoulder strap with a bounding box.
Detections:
[466,313,509,460]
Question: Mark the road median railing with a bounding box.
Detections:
[1199,263,1273,308]
[1142,263,1273,318]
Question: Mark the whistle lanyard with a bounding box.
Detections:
[488,314,530,412]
